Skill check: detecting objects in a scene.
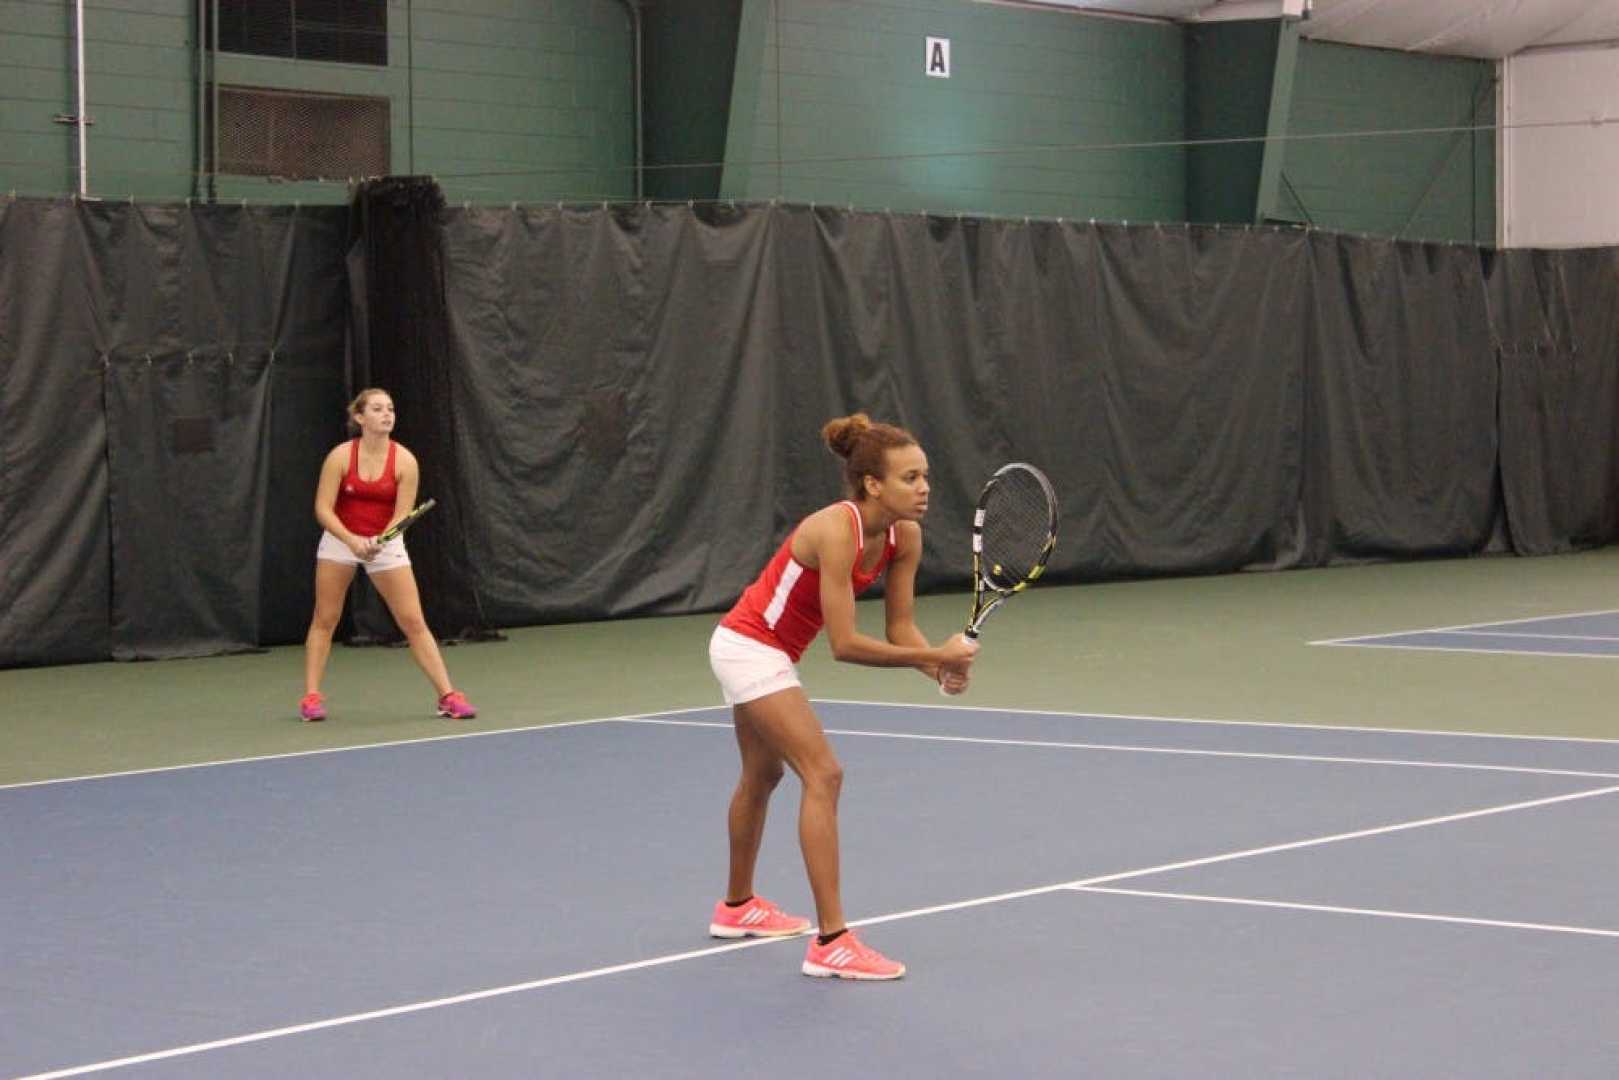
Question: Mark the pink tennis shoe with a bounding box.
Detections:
[801,930,906,980]
[437,690,478,720]
[708,896,812,939]
[299,692,326,722]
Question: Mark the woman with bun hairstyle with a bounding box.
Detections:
[299,388,477,723]
[705,413,978,980]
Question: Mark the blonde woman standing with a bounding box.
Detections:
[299,388,476,722]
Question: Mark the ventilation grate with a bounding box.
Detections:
[216,86,390,182]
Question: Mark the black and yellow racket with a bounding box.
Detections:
[962,463,1057,639]
[378,498,436,542]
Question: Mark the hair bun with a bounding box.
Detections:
[821,412,872,458]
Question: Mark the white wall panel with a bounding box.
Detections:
[1502,45,1619,247]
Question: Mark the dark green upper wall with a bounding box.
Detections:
[1275,39,1496,243]
[1185,19,1277,225]
[642,0,743,201]
[721,0,1187,221]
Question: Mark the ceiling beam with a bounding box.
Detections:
[1188,1,1308,23]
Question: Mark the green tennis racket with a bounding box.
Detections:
[378,498,436,542]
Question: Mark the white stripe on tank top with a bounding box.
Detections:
[761,501,866,630]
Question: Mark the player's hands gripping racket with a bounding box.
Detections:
[378,498,436,542]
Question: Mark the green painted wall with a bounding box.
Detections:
[641,0,743,201]
[0,0,635,205]
[405,0,635,205]
[720,0,1187,221]
[0,0,197,199]
[1273,39,1496,243]
[1184,19,1277,225]
[0,3,1498,237]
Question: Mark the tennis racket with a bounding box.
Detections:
[378,498,436,542]
[962,462,1058,639]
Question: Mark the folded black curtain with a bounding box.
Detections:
[346,177,496,644]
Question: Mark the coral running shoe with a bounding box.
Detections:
[437,690,478,720]
[801,930,905,980]
[709,896,812,939]
[299,692,326,722]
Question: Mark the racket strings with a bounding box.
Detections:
[980,471,1053,586]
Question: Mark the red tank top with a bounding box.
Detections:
[333,439,398,537]
[720,501,898,662]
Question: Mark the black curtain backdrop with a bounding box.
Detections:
[0,199,347,667]
[1301,234,1504,564]
[1489,246,1619,554]
[440,206,1609,626]
[104,348,271,659]
[3,197,1617,668]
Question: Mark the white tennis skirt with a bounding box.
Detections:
[315,530,411,575]
[709,626,802,705]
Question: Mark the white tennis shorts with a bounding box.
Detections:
[316,530,411,575]
[709,626,802,705]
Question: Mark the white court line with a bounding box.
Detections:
[23,781,1619,1080]
[9,698,1609,798]
[1444,629,1619,642]
[1312,640,1619,661]
[849,783,1619,930]
[13,936,789,1080]
[1072,886,1619,940]
[1309,606,1619,646]
[0,705,730,792]
[620,717,1619,780]
[812,697,1619,745]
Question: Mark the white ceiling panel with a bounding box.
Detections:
[1301,0,1619,58]
[1024,0,1619,57]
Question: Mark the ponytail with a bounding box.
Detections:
[822,413,918,499]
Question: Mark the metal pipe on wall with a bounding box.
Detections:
[75,0,87,195]
[196,0,206,199]
[209,0,219,201]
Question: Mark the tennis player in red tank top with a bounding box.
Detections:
[706,413,979,980]
[299,388,476,723]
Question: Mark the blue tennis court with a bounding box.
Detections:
[1313,609,1619,659]
[6,701,1618,1079]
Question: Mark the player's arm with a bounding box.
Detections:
[313,446,373,556]
[879,521,949,683]
[814,514,975,672]
[387,445,420,536]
